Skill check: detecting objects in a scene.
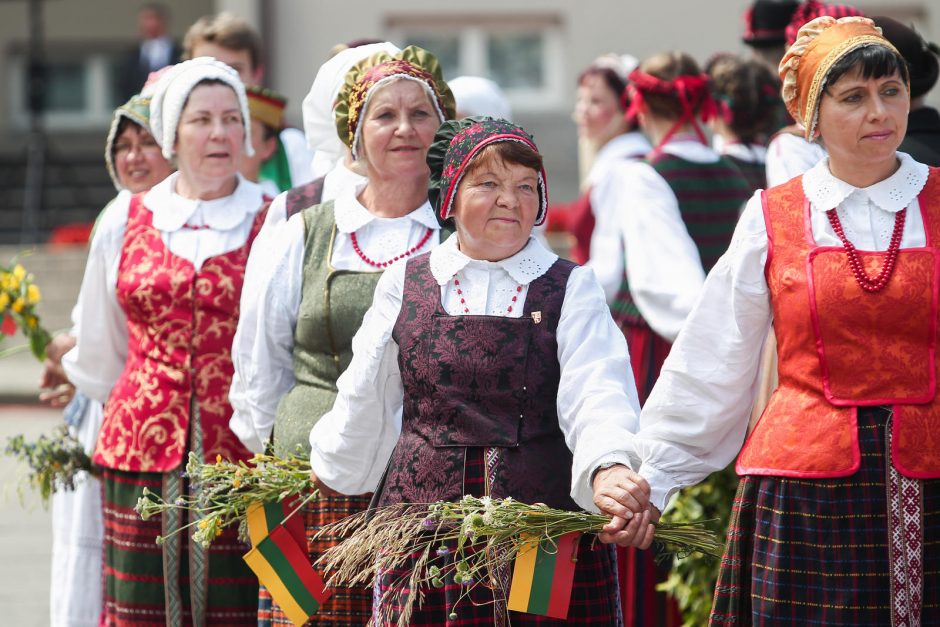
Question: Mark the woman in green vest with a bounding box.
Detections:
[231,44,455,625]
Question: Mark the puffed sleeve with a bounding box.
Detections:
[61,193,131,404]
[228,210,304,453]
[556,265,642,511]
[614,161,706,341]
[308,261,406,495]
[636,191,773,511]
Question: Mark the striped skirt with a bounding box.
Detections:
[258,490,373,626]
[101,468,258,626]
[373,449,623,626]
[711,407,940,625]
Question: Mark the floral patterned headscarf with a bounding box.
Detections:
[334,45,455,159]
[427,117,548,225]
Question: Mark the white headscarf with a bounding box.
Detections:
[449,76,513,121]
[149,56,254,160]
[302,42,400,168]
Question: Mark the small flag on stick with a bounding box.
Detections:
[243,524,330,627]
[507,531,580,619]
[245,495,306,549]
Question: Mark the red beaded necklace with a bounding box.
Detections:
[825,207,906,293]
[350,227,434,269]
[453,277,523,314]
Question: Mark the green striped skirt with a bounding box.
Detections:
[101,468,259,626]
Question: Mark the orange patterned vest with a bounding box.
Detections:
[95,193,267,472]
[738,168,940,479]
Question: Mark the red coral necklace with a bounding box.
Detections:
[825,207,906,293]
[350,227,433,268]
[454,277,522,314]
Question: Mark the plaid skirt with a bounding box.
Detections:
[101,468,258,627]
[711,407,940,625]
[258,489,373,626]
[374,448,623,626]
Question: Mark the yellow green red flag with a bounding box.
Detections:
[243,524,330,627]
[507,531,580,619]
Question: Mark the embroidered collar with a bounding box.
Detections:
[429,234,559,286]
[145,172,263,231]
[802,152,929,213]
[332,183,440,234]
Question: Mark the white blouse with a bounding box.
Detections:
[587,138,711,341]
[309,235,642,512]
[61,173,266,405]
[229,161,368,443]
[636,152,931,512]
[765,131,827,188]
[227,185,444,453]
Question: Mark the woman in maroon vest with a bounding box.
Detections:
[309,117,648,625]
[63,57,267,625]
[623,16,940,625]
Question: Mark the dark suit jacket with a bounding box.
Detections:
[119,38,182,100]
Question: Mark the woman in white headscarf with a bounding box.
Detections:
[63,57,268,626]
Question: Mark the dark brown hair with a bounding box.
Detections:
[706,54,780,144]
[465,140,543,178]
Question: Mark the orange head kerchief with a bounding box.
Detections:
[779,16,902,140]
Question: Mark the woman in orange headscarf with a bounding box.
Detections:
[622,16,940,625]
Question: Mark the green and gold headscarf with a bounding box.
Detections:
[334,45,456,159]
[104,94,152,190]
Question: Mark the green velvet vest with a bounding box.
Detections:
[273,201,383,456]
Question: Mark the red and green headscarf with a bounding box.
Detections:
[427,117,548,226]
[334,45,455,159]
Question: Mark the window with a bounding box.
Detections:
[8,50,127,130]
[389,14,564,112]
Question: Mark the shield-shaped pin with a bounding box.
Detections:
[531,311,542,324]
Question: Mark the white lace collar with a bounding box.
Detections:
[429,235,559,286]
[332,183,439,234]
[802,152,929,213]
[145,172,264,232]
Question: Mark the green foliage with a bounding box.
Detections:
[5,424,96,506]
[658,464,739,627]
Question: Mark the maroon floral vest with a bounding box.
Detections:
[376,253,579,510]
[97,193,267,472]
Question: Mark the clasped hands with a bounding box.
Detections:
[592,464,659,549]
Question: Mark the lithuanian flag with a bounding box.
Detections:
[245,495,306,549]
[507,531,580,619]
[243,524,331,627]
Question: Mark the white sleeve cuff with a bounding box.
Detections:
[638,462,683,513]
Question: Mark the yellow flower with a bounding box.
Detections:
[11,298,24,313]
[26,284,40,305]
[216,454,223,464]
[215,528,222,537]
[12,265,25,281]
[232,478,242,489]
[198,519,209,529]
[25,314,38,329]
[0,292,9,311]
[0,273,9,291]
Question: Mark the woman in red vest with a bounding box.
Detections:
[625,16,940,625]
[63,57,268,625]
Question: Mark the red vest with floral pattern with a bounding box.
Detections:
[95,193,267,472]
[737,168,940,479]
